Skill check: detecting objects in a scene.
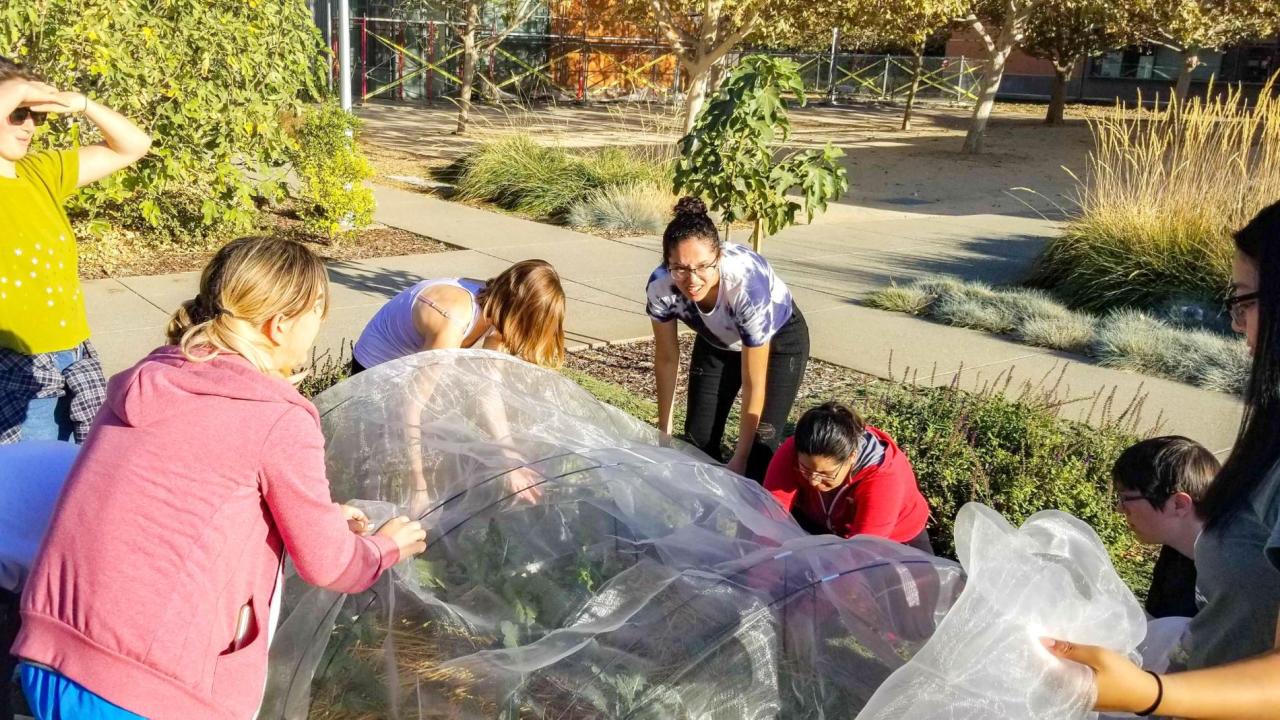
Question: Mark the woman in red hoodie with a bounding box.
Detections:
[12,237,428,720]
[764,401,933,553]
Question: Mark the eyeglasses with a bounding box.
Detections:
[796,457,849,485]
[1225,291,1259,324]
[668,260,719,281]
[6,107,48,127]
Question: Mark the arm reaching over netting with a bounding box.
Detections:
[856,503,1148,720]
[259,351,967,719]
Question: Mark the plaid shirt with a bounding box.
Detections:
[0,341,106,444]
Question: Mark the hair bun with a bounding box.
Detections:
[673,196,708,218]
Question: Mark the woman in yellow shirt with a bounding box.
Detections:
[0,57,150,443]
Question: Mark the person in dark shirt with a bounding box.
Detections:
[1112,436,1220,618]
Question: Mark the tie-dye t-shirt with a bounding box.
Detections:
[645,242,793,351]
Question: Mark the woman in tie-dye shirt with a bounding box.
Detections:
[646,197,810,482]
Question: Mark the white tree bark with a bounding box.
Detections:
[455,0,480,134]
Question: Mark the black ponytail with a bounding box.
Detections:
[794,401,866,460]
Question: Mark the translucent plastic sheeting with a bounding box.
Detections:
[258,351,966,719]
[856,504,1149,720]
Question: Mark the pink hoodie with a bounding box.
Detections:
[13,346,400,719]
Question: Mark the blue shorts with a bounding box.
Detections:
[20,663,146,720]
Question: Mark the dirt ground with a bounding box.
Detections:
[356,98,1097,218]
[77,206,453,280]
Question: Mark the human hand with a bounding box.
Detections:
[725,452,749,477]
[377,515,428,560]
[504,465,544,504]
[1042,638,1161,713]
[340,504,369,535]
[21,82,86,114]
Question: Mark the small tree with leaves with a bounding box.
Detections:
[1132,0,1280,102]
[1021,0,1131,124]
[674,55,848,252]
[865,0,969,131]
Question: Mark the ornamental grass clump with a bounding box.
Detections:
[1032,74,1280,312]
[567,182,675,235]
[456,135,670,221]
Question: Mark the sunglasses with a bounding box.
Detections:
[7,107,48,127]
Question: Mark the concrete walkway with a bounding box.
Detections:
[84,185,1243,452]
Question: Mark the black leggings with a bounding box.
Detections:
[684,305,810,482]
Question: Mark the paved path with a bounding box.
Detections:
[84,186,1243,452]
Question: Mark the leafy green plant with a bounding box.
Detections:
[673,55,848,251]
[287,103,375,239]
[569,351,1156,595]
[1,0,328,240]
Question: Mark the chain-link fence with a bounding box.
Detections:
[333,16,987,105]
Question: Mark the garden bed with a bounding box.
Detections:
[302,339,1157,594]
[76,204,454,279]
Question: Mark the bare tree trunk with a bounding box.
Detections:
[901,46,924,131]
[1045,62,1072,125]
[454,0,480,134]
[1174,47,1200,103]
[962,51,1008,154]
[681,62,712,134]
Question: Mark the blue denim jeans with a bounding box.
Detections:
[19,347,81,443]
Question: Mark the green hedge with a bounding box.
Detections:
[1,0,350,239]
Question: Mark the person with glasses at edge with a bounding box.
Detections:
[1112,436,1219,621]
[1044,200,1280,719]
[763,400,933,552]
[647,197,810,481]
[0,57,150,444]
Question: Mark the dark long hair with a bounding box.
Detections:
[1201,200,1280,528]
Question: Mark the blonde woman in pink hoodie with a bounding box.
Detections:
[11,236,428,719]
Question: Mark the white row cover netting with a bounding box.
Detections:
[256,351,1147,719]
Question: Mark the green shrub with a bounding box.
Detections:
[1,0,329,240]
[569,352,1154,595]
[844,378,1150,593]
[1031,78,1279,311]
[287,103,376,239]
[456,135,670,221]
[567,182,675,235]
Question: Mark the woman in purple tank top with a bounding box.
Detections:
[352,259,566,373]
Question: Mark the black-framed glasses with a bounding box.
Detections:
[1226,291,1260,323]
[1114,491,1148,511]
[668,260,719,281]
[6,107,47,127]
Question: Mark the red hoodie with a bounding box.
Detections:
[13,346,401,720]
[764,427,930,542]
